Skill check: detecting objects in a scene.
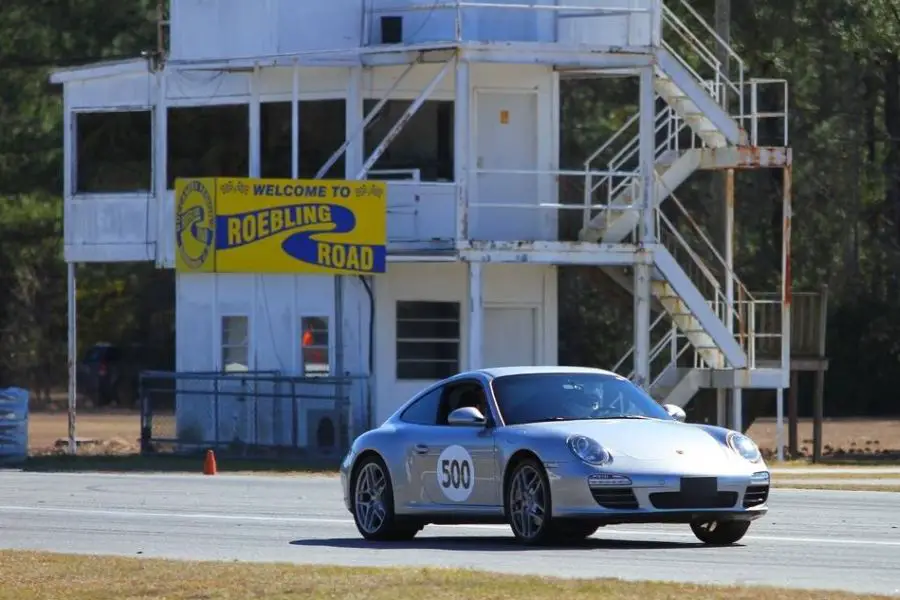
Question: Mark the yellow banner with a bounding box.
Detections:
[175,177,387,275]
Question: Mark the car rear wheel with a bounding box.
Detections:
[352,455,420,542]
[506,458,554,545]
[690,519,750,545]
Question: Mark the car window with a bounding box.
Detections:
[399,387,442,425]
[437,380,488,425]
[491,372,671,425]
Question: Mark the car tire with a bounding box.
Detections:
[690,519,751,545]
[505,457,555,545]
[351,455,420,542]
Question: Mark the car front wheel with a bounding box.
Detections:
[506,458,554,545]
[351,455,420,542]
[690,519,751,545]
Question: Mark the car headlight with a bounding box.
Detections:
[727,432,762,463]
[566,435,612,465]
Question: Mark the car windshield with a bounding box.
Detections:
[491,372,672,425]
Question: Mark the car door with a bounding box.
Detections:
[415,379,499,509]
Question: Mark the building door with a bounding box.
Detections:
[483,307,537,368]
[474,90,540,241]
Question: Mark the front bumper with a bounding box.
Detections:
[545,460,770,523]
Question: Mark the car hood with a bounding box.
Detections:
[513,418,733,463]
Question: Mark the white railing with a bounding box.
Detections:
[469,167,642,242]
[608,176,786,375]
[741,78,790,147]
[366,168,422,182]
[660,0,745,118]
[362,1,653,46]
[582,101,705,231]
[611,314,695,392]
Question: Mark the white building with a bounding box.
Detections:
[50,0,802,458]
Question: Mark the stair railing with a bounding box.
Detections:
[583,102,689,231]
[654,203,760,367]
[612,317,694,394]
[660,0,745,119]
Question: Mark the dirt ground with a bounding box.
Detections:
[28,411,141,455]
[25,410,900,459]
[747,417,900,458]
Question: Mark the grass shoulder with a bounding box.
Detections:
[0,551,894,600]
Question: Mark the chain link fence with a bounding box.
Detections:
[139,370,367,460]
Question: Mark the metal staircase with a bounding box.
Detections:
[579,0,790,408]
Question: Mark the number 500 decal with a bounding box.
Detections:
[435,445,475,502]
[440,458,471,489]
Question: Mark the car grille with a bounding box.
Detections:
[591,487,639,509]
[649,491,738,510]
[743,485,770,508]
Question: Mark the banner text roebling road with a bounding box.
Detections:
[174,178,387,275]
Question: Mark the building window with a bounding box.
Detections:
[301,316,330,377]
[74,111,152,193]
[396,301,460,380]
[363,100,454,182]
[261,100,346,180]
[167,105,249,189]
[221,315,249,372]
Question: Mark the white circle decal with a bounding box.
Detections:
[436,445,474,502]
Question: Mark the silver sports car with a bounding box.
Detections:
[340,366,770,546]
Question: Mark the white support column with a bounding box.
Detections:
[66,261,77,455]
[291,62,299,179]
[716,389,727,427]
[468,261,483,370]
[633,261,651,389]
[732,389,742,432]
[154,68,168,266]
[633,66,656,389]
[454,53,470,242]
[775,387,784,461]
[63,91,74,247]
[345,66,364,178]
[249,65,261,177]
[638,66,656,244]
[781,167,792,387]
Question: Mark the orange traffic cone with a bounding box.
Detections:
[203,449,217,475]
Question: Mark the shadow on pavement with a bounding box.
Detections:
[289,535,705,552]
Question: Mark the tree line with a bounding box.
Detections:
[1,0,898,415]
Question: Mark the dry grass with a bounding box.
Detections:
[747,417,900,460]
[772,472,900,480]
[0,551,892,600]
[774,483,900,492]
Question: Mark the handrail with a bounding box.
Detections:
[660,2,745,119]
[656,209,721,294]
[583,113,639,168]
[674,0,744,71]
[364,1,651,44]
[663,190,756,304]
[612,311,667,374]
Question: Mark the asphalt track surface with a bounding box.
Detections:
[0,471,898,596]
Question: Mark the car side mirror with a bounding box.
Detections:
[663,404,686,423]
[447,406,487,426]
